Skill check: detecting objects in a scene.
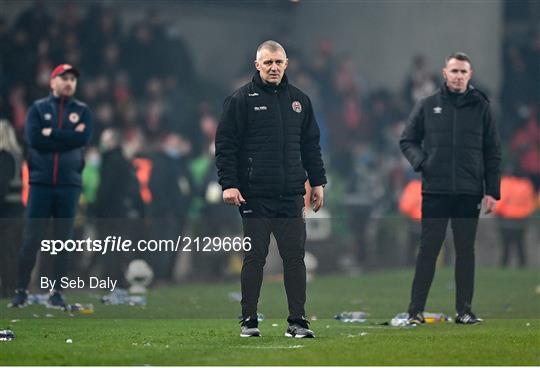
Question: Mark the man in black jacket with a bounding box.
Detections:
[216,40,326,338]
[10,64,92,309]
[400,52,501,324]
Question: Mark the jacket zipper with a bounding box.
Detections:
[247,157,253,187]
[274,89,286,195]
[452,106,456,192]
[53,96,65,186]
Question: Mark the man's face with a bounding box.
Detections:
[255,48,288,85]
[442,58,472,93]
[50,72,78,97]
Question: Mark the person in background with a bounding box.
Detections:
[0,120,24,298]
[494,174,536,268]
[10,64,92,308]
[148,132,191,280]
[216,40,326,338]
[400,52,501,325]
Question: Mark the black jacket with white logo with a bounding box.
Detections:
[400,85,501,199]
[216,72,326,198]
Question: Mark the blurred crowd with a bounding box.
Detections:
[0,2,539,285]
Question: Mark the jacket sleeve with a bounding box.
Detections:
[301,96,327,187]
[25,103,73,152]
[50,107,92,148]
[215,94,244,190]
[399,100,426,171]
[482,106,501,199]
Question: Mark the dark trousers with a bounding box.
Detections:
[408,194,482,315]
[239,196,306,320]
[499,219,527,267]
[17,184,81,290]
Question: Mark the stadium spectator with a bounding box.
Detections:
[0,120,24,297]
[148,132,192,280]
[398,179,422,265]
[90,128,144,288]
[494,175,536,267]
[402,54,438,109]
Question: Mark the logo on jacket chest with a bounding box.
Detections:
[69,112,80,123]
[292,101,302,113]
[254,106,268,111]
[433,106,442,114]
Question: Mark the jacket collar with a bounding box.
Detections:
[48,93,72,103]
[252,72,289,92]
[440,83,487,106]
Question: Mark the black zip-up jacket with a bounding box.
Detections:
[25,94,92,187]
[400,84,501,199]
[215,72,326,198]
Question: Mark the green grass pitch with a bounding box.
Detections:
[1,268,539,365]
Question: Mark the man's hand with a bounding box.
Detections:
[483,195,497,214]
[75,123,86,132]
[310,185,324,212]
[223,188,246,206]
[41,127,52,136]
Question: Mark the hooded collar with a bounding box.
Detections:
[252,72,289,92]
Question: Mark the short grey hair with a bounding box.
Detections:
[445,52,473,68]
[255,40,287,61]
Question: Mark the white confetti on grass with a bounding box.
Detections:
[346,332,368,338]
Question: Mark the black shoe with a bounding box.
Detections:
[407,312,425,325]
[455,312,484,325]
[285,316,315,338]
[48,290,67,309]
[240,316,261,337]
[8,289,28,308]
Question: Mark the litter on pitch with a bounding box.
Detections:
[423,312,451,323]
[388,313,411,327]
[27,293,49,306]
[387,312,451,327]
[334,311,368,322]
[67,303,94,314]
[0,329,15,341]
[228,291,242,302]
[101,288,146,306]
[346,332,368,338]
[236,313,265,322]
[28,293,95,312]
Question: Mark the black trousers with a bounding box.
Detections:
[17,184,81,290]
[408,194,482,315]
[498,219,527,267]
[239,196,306,320]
